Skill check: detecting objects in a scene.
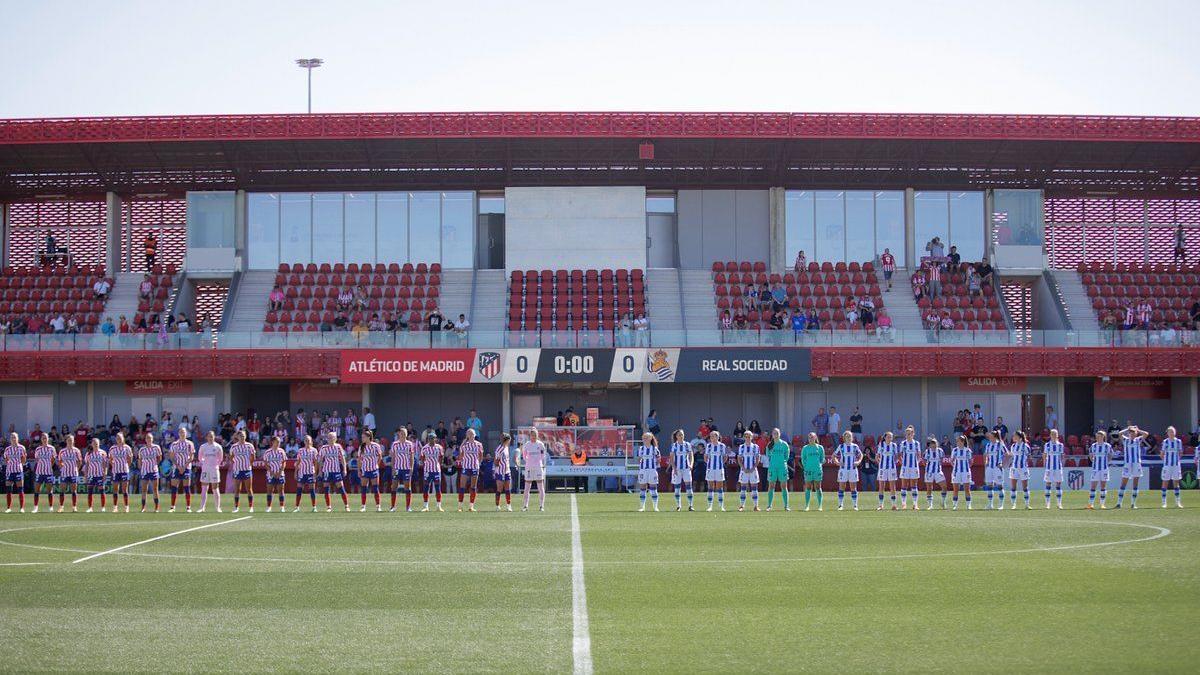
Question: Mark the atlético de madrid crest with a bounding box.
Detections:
[477,351,501,380]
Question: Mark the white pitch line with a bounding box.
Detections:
[0,562,48,566]
[71,516,251,564]
[570,494,593,675]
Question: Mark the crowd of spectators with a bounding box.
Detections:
[1097,298,1200,347]
[915,238,995,335]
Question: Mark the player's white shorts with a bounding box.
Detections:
[1043,469,1063,483]
[837,468,859,483]
[1161,465,1182,481]
[200,468,220,484]
[671,469,692,485]
[925,470,945,484]
[985,467,1005,484]
[525,466,547,482]
[705,468,726,483]
[1120,463,1143,479]
[878,468,897,482]
[1009,467,1030,481]
[952,470,973,485]
[899,467,920,480]
[737,470,758,485]
[1089,468,1109,484]
[636,468,657,485]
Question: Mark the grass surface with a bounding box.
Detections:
[0,491,1196,673]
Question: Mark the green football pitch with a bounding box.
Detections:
[0,491,1196,673]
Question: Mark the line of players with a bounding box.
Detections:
[2,426,556,514]
[633,423,1189,512]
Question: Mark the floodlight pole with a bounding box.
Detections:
[295,58,324,113]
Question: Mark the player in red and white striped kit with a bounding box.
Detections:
[228,431,256,513]
[356,430,383,512]
[419,435,445,512]
[493,433,513,511]
[108,432,133,513]
[389,428,416,512]
[456,428,484,512]
[4,432,27,513]
[57,436,82,512]
[293,435,319,512]
[137,433,163,513]
[31,436,57,513]
[83,438,108,512]
[319,432,350,512]
[168,428,195,512]
[262,436,288,512]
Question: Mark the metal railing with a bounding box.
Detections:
[2,327,1197,351]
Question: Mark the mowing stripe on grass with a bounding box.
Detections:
[71,516,252,564]
[570,494,593,675]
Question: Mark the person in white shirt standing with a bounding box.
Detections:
[827,406,842,437]
[520,428,549,512]
[362,407,376,434]
[196,430,224,513]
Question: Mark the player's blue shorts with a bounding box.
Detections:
[267,475,285,485]
[87,476,105,488]
[493,471,509,483]
[6,471,24,483]
[297,473,315,484]
[324,471,344,483]
[36,473,56,485]
[60,475,78,485]
[172,470,191,481]
[393,469,411,482]
[361,470,379,480]
[141,472,159,482]
[461,468,478,477]
[113,472,129,483]
[233,470,252,481]
[424,471,441,483]
[380,466,393,482]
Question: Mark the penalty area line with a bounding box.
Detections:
[570,494,593,675]
[71,516,252,564]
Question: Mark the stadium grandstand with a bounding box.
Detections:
[0,110,1199,469]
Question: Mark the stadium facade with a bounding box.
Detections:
[1,111,1198,449]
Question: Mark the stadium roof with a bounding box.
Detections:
[2,112,1199,198]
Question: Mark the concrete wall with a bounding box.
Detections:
[0,381,88,436]
[784,379,924,440]
[372,384,502,442]
[677,190,770,269]
[1032,275,1069,330]
[504,187,646,271]
[650,383,774,438]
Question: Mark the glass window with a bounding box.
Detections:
[247,193,279,269]
[646,196,676,213]
[377,192,409,263]
[440,191,474,269]
[409,192,440,263]
[344,193,377,264]
[845,191,874,263]
[814,191,845,263]
[994,189,1044,246]
[785,191,815,266]
[915,191,950,259]
[949,192,985,261]
[312,193,344,266]
[279,193,312,263]
[186,192,235,249]
[875,191,906,267]
[478,196,505,214]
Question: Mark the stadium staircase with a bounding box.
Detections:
[1048,269,1099,331]
[99,272,145,327]
[645,269,684,335]
[679,269,718,333]
[875,269,925,332]
[223,270,276,333]
[468,269,507,336]
[435,269,474,327]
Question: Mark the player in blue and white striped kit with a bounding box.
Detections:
[669,430,694,511]
[1086,430,1113,510]
[833,432,863,511]
[983,431,1007,509]
[949,435,973,510]
[703,431,728,512]
[1042,429,1066,509]
[875,431,899,511]
[1115,425,1149,509]
[636,432,661,512]
[898,426,922,510]
[1008,431,1032,509]
[1158,426,1184,508]
[922,438,947,509]
[736,431,760,512]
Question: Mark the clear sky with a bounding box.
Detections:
[1,0,1197,118]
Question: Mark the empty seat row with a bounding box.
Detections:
[715,271,879,286]
[713,260,877,274]
[275,273,440,288]
[276,262,440,275]
[715,284,882,299]
[1082,272,1200,287]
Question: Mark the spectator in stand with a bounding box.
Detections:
[427,307,444,332]
[0,317,9,335]
[634,313,649,346]
[967,267,982,296]
[791,310,806,340]
[926,261,942,299]
[27,315,46,334]
[794,250,806,272]
[828,406,842,437]
[269,286,284,311]
[860,445,878,492]
[66,315,80,334]
[720,309,732,331]
[925,236,946,260]
[50,313,66,334]
[993,417,1010,439]
[768,308,784,340]
[771,284,787,313]
[144,232,157,269]
[758,282,772,312]
[859,297,875,328]
[465,409,481,436]
[138,274,153,301]
[849,407,864,443]
[876,309,893,341]
[565,407,580,426]
[1189,298,1200,330]
[947,245,961,268]
[354,285,368,312]
[351,320,369,338]
[971,417,988,451]
[336,287,353,311]
[93,277,111,300]
[879,248,896,291]
[1174,223,1187,263]
[733,309,748,330]
[805,309,821,333]
[744,284,758,306]
[911,266,927,302]
[333,313,349,331]
[811,408,829,437]
[845,304,859,326]
[368,313,386,332]
[100,318,117,336]
[975,258,994,285]
[939,311,955,334]
[455,314,471,343]
[1046,406,1059,431]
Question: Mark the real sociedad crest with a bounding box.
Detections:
[647,349,674,381]
[477,351,501,380]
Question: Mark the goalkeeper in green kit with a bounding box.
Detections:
[801,432,826,511]
[765,428,791,511]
